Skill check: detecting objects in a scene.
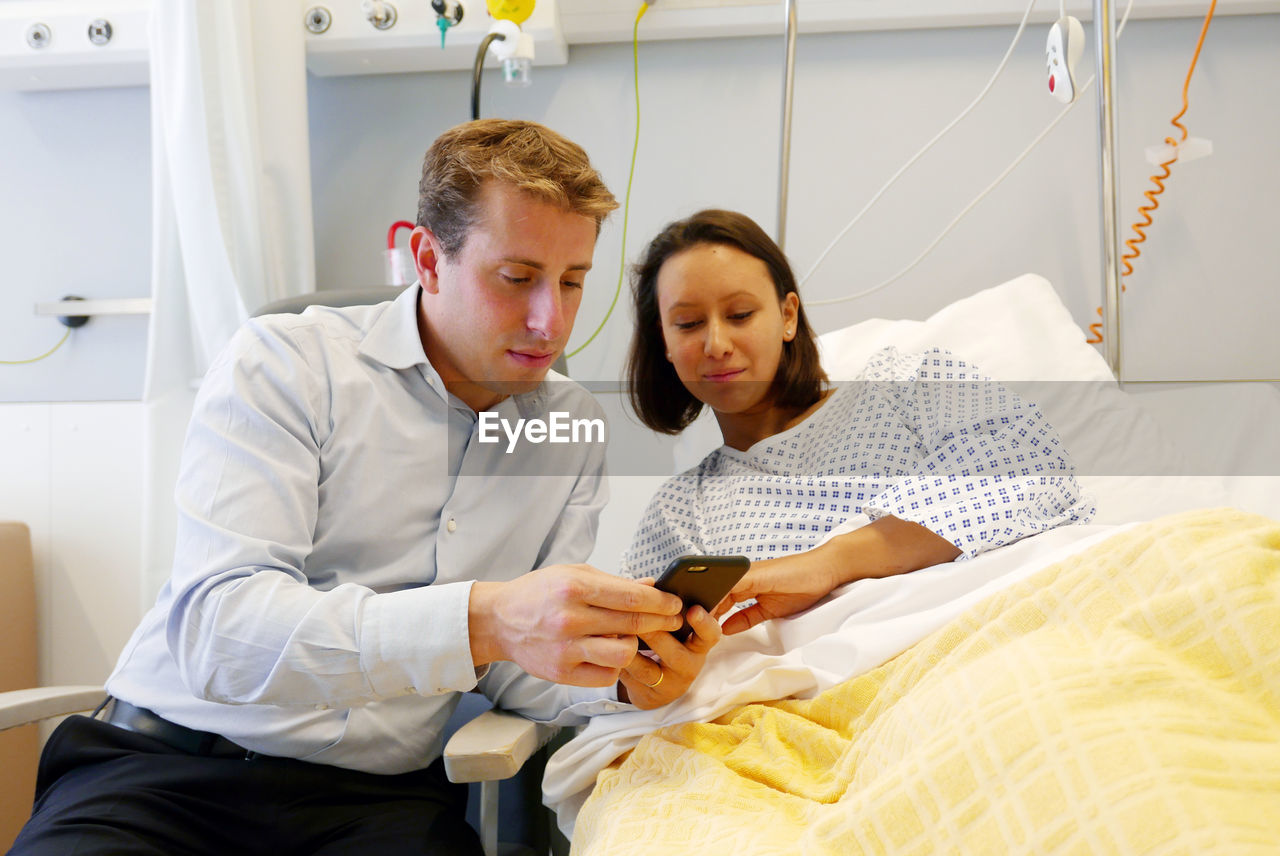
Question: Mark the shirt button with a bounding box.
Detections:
[446,518,457,533]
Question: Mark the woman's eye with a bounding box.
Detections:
[561,280,584,290]
[673,320,702,331]
[729,311,755,322]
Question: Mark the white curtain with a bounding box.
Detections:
[142,0,316,605]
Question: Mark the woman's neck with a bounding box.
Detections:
[714,388,833,451]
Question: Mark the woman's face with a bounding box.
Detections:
[655,242,799,418]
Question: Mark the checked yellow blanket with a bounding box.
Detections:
[571,509,1280,855]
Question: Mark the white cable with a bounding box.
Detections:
[798,0,1038,290]
[806,0,1136,307]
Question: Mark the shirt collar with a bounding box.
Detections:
[357,281,551,415]
[358,282,429,371]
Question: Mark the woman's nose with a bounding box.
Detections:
[703,319,732,358]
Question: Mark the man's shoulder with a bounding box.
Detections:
[533,370,605,419]
[248,301,383,348]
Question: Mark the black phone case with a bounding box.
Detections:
[653,555,750,642]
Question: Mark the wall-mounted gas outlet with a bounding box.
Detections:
[0,0,149,90]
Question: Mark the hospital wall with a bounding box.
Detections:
[1,15,1277,690]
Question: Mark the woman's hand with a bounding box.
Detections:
[716,516,962,635]
[715,549,841,636]
[618,605,722,709]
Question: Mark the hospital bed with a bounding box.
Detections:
[544,274,1280,855]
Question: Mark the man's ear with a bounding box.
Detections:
[411,226,444,294]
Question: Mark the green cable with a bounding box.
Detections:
[567,2,647,360]
[1,328,71,365]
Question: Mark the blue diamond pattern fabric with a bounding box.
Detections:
[620,348,1095,580]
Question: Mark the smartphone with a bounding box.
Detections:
[650,555,750,644]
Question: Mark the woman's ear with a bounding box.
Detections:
[411,226,444,293]
[781,292,800,341]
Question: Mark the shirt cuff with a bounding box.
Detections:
[360,580,481,698]
[540,684,630,725]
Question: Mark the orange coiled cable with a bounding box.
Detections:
[1088,0,1217,345]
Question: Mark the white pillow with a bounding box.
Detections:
[815,274,1114,383]
[672,273,1227,524]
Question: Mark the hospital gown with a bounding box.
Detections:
[621,347,1095,580]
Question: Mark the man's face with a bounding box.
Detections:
[413,182,597,412]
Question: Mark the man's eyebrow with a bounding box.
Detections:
[501,257,593,272]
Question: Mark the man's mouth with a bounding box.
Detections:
[507,350,557,368]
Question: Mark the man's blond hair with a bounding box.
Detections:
[417,119,618,256]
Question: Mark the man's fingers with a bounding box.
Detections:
[574,569,683,616]
[563,661,628,688]
[683,606,722,653]
[621,655,664,690]
[574,633,640,672]
[577,605,682,638]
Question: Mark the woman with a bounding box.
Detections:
[622,209,1093,635]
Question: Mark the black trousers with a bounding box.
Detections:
[9,714,483,856]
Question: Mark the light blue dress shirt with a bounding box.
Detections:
[107,285,623,774]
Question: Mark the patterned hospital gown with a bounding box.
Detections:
[620,347,1095,580]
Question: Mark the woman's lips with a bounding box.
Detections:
[703,368,745,383]
[508,350,556,368]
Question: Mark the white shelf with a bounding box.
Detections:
[35,298,153,318]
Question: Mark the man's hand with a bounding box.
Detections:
[619,604,722,709]
[468,565,684,687]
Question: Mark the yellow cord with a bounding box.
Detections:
[567,2,647,360]
[1,328,71,365]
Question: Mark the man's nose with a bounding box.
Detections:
[527,281,566,341]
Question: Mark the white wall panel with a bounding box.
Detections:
[47,402,143,686]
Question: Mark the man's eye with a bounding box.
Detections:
[562,280,585,290]
[501,274,531,284]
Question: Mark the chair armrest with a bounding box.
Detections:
[0,686,104,732]
[443,708,559,784]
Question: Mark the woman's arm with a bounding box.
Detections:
[718,515,960,635]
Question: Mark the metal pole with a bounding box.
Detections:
[777,0,797,251]
[1094,0,1123,377]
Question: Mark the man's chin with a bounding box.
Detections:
[485,374,549,397]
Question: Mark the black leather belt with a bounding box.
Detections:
[101,698,251,758]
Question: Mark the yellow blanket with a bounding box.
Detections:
[572,509,1280,855]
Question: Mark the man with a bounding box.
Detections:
[12,120,720,855]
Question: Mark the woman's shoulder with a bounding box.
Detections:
[851,345,992,381]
